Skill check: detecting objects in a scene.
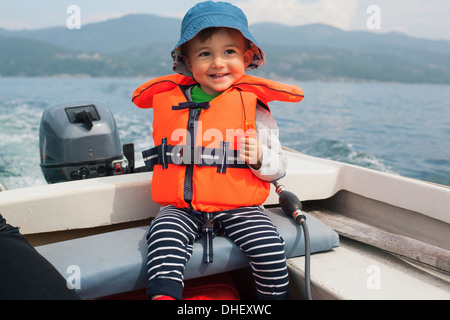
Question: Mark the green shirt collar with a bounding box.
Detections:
[191,85,220,103]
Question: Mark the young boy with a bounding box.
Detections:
[132,1,303,300]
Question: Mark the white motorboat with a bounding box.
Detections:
[1,100,449,300]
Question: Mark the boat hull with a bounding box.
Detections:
[1,149,449,299]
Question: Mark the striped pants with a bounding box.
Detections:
[146,205,289,300]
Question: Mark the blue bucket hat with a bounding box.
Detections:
[171,1,265,77]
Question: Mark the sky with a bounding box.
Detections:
[1,0,450,41]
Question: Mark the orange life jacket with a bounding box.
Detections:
[132,74,303,212]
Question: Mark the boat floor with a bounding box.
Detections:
[287,236,450,300]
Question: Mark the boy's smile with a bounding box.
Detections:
[184,28,253,96]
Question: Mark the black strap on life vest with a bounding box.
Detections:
[172,101,210,110]
[202,212,216,263]
[142,139,248,173]
[181,208,220,264]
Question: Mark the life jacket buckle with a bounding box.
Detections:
[202,218,214,233]
[200,213,215,264]
[157,138,168,169]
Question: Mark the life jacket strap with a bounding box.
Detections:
[202,212,215,264]
[142,142,248,172]
[183,208,220,264]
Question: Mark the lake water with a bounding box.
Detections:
[0,77,449,190]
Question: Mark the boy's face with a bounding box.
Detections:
[184,28,253,96]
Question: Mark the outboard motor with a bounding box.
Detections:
[39,100,132,183]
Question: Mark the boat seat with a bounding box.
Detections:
[36,207,339,299]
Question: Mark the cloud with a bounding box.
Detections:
[234,0,450,40]
[82,11,139,25]
[1,0,449,40]
[235,0,359,30]
[372,0,450,40]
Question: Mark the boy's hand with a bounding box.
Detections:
[239,130,262,170]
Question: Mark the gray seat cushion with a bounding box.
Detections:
[36,208,339,299]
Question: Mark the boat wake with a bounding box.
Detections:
[285,138,397,175]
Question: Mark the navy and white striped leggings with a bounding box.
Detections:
[146,205,289,300]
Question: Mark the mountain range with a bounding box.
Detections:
[1,13,450,83]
